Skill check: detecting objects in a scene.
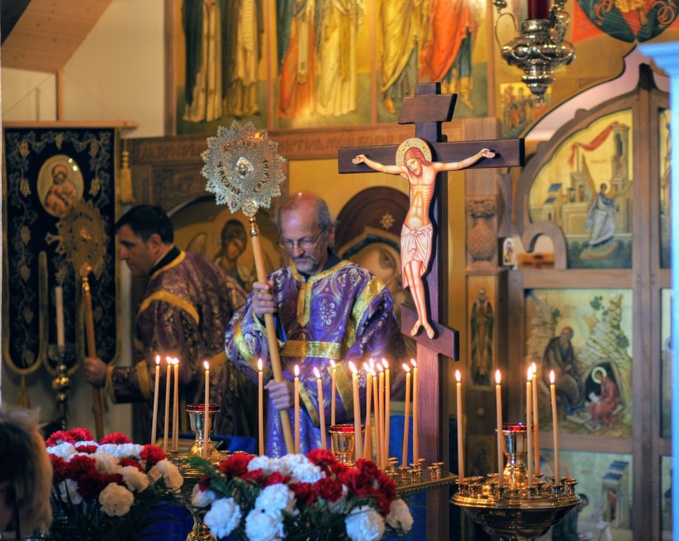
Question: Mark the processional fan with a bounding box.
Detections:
[201,121,293,452]
[54,199,108,440]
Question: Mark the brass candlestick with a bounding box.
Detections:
[452,423,580,541]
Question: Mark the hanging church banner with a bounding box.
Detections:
[3,126,119,379]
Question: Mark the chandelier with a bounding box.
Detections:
[494,0,576,100]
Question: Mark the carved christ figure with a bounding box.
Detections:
[353,138,495,338]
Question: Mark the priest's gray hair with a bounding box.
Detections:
[276,191,337,246]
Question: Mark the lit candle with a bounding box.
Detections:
[294,365,300,454]
[526,367,533,487]
[372,366,381,467]
[55,286,65,348]
[531,362,540,475]
[258,359,264,455]
[163,357,172,452]
[151,355,161,445]
[377,363,385,467]
[495,369,503,488]
[329,360,337,429]
[411,359,418,464]
[401,363,411,467]
[456,370,464,480]
[550,370,560,486]
[172,358,180,451]
[314,367,326,450]
[349,361,362,460]
[203,361,210,459]
[383,359,391,462]
[363,362,373,459]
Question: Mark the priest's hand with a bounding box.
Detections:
[265,379,294,411]
[252,280,276,318]
[84,357,107,387]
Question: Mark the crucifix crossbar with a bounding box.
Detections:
[337,82,524,539]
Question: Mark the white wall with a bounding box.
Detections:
[1,0,166,436]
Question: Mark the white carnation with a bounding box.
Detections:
[245,508,285,541]
[254,484,296,517]
[48,443,77,460]
[289,462,324,484]
[248,455,279,475]
[385,499,413,532]
[92,451,120,474]
[191,484,216,508]
[120,466,150,492]
[97,443,143,458]
[156,459,184,490]
[74,440,99,449]
[204,497,242,538]
[345,505,385,541]
[99,483,134,517]
[278,453,308,476]
[147,464,162,484]
[58,479,82,505]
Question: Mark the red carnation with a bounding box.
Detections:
[314,477,343,503]
[65,455,98,480]
[240,469,265,486]
[50,455,68,483]
[338,469,375,499]
[46,430,76,447]
[69,428,96,442]
[100,432,132,445]
[76,471,108,501]
[74,443,98,454]
[376,473,396,503]
[290,482,316,506]
[119,457,143,471]
[263,471,290,487]
[140,444,166,465]
[355,459,380,481]
[306,449,339,473]
[219,453,255,478]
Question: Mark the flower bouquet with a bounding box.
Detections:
[187,449,413,541]
[45,428,184,541]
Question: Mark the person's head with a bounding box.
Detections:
[51,163,69,185]
[349,241,401,291]
[600,183,608,193]
[0,408,53,536]
[277,192,335,276]
[115,205,175,276]
[403,147,432,177]
[219,219,248,262]
[478,288,487,302]
[559,326,573,346]
[44,191,68,216]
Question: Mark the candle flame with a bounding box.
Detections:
[531,362,537,375]
[527,366,533,381]
[295,364,300,377]
[314,367,321,379]
[411,359,417,368]
[381,358,389,370]
[369,358,375,369]
[330,359,336,369]
[376,363,383,373]
[402,363,411,373]
[257,358,263,372]
[550,370,555,384]
[349,361,357,374]
[363,361,370,372]
[204,360,210,370]
[455,370,461,383]
[155,355,161,366]
[174,357,180,365]
[495,370,501,385]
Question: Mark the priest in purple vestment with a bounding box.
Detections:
[84,205,254,443]
[225,192,405,457]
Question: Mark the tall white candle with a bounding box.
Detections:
[495,370,503,488]
[531,362,540,475]
[163,357,172,452]
[151,355,161,445]
[258,359,264,455]
[377,363,385,468]
[550,370,560,486]
[383,359,391,462]
[363,362,372,459]
[349,361,362,461]
[401,363,411,468]
[314,367,326,450]
[55,286,65,348]
[411,359,419,464]
[203,361,210,459]
[372,368,380,466]
[330,360,337,429]
[172,358,180,451]
[526,367,533,487]
[456,370,464,480]
[294,364,300,454]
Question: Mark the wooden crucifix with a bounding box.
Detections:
[338,82,524,539]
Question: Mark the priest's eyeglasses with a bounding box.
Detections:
[278,231,324,251]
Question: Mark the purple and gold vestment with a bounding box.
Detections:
[225,259,404,457]
[106,250,253,441]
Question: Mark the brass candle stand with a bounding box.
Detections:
[48,344,74,432]
[452,423,580,541]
